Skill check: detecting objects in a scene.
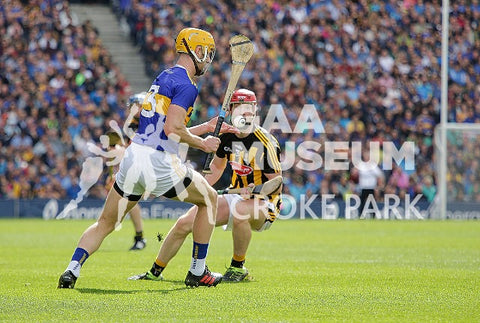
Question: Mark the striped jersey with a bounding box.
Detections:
[216,125,282,201]
[132,65,196,153]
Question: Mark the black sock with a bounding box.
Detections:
[149,262,164,277]
[135,231,143,241]
[231,258,245,268]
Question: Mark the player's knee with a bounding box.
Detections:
[174,206,197,235]
[97,214,117,233]
[232,205,252,225]
[175,215,194,236]
[232,213,250,226]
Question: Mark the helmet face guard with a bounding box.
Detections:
[230,104,257,133]
[229,89,257,132]
[176,28,215,76]
[191,44,216,64]
[181,39,215,75]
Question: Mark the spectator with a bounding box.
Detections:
[354,148,385,218]
[3,0,480,206]
[1,0,132,201]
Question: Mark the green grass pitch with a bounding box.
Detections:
[0,218,479,322]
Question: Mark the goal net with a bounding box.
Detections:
[432,123,480,219]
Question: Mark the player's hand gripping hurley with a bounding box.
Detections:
[203,35,254,173]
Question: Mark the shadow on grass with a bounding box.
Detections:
[76,279,188,294]
[73,277,255,294]
[222,280,256,284]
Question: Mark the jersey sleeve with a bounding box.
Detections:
[263,134,282,174]
[171,83,198,111]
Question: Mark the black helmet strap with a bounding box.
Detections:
[182,38,202,76]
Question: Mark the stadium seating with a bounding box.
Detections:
[1,0,479,203]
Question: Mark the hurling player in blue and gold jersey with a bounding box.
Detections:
[129,89,283,283]
[59,28,238,289]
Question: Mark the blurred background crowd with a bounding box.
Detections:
[1,0,480,204]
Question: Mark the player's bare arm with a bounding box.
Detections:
[189,116,239,136]
[164,104,220,153]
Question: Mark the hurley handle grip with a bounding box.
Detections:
[211,115,225,137]
[203,114,225,173]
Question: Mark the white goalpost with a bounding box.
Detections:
[437,0,449,219]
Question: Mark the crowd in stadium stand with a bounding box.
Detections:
[0,1,130,199]
[1,0,480,204]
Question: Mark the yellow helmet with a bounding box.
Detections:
[175,28,215,75]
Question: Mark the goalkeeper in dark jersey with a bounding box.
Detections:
[130,89,283,283]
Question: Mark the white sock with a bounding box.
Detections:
[189,257,206,276]
[66,261,81,277]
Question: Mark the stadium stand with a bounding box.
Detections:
[1,0,480,204]
[0,1,130,199]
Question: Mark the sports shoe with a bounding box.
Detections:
[223,266,249,282]
[58,270,77,289]
[184,266,222,287]
[129,238,146,251]
[127,271,163,281]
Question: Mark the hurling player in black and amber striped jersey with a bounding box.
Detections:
[214,106,282,200]
[128,89,283,283]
